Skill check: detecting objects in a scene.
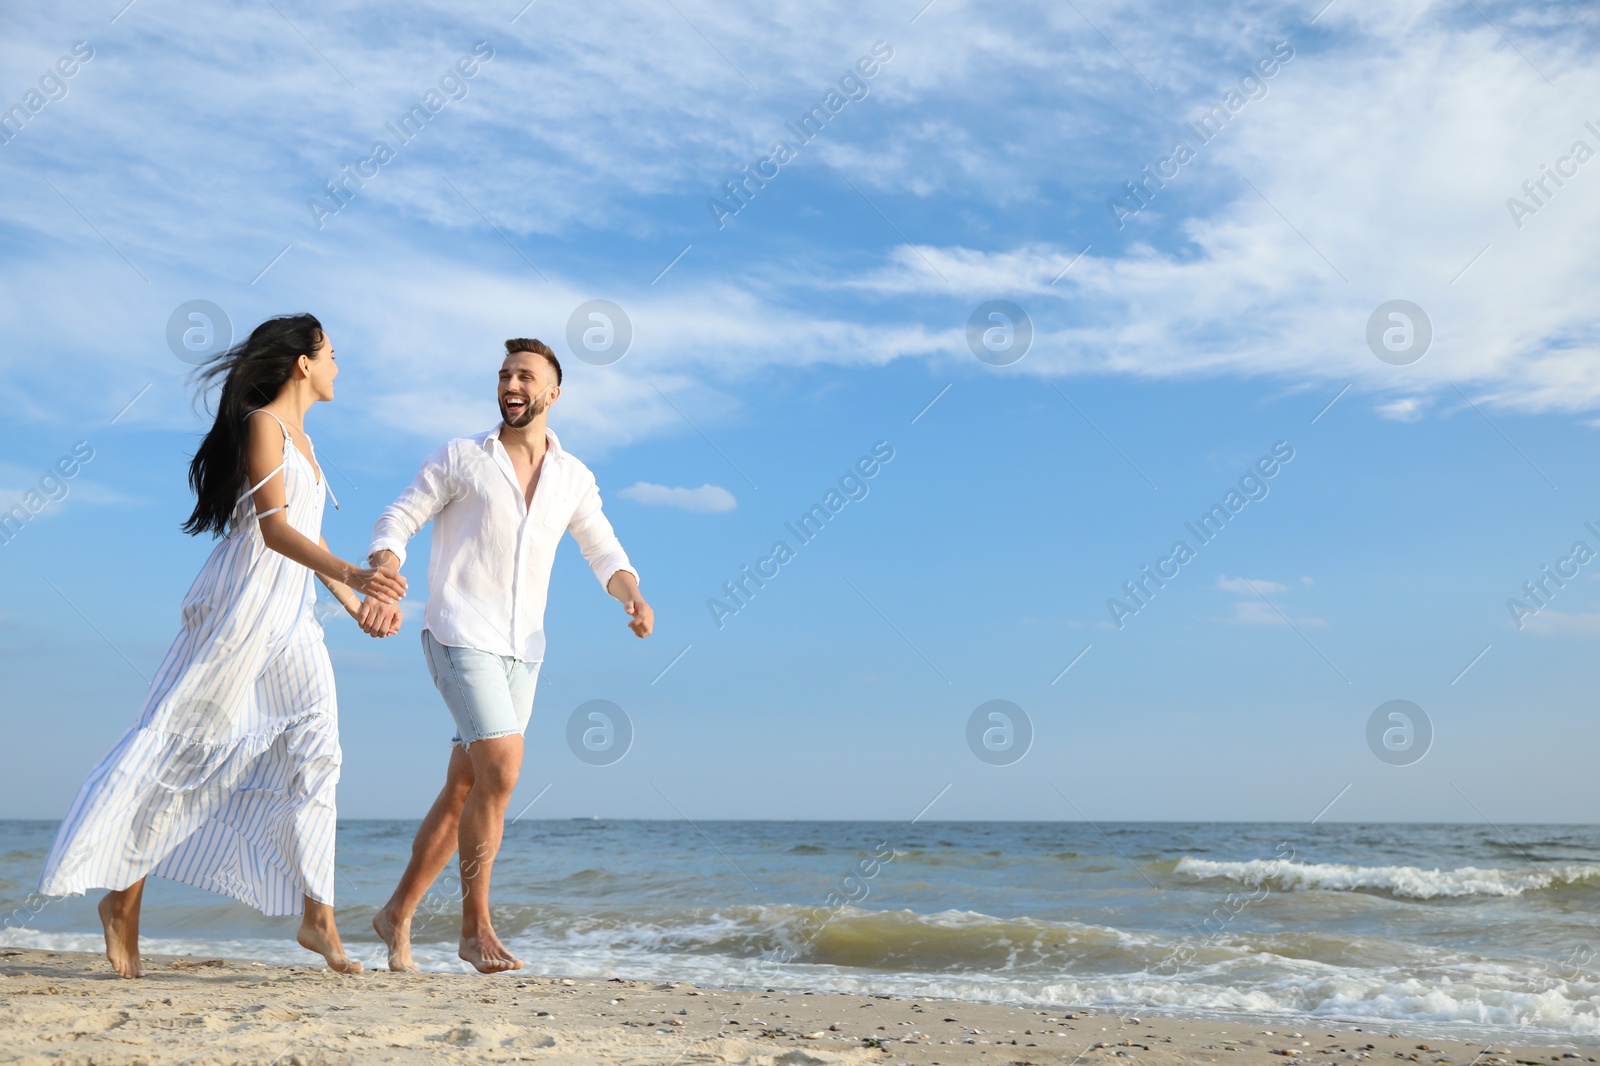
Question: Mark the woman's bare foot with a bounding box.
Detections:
[97,887,144,979]
[297,898,362,974]
[459,925,523,973]
[372,906,421,973]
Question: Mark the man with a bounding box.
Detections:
[360,338,652,973]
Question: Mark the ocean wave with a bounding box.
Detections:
[1174,857,1600,899]
[388,901,1160,976]
[875,848,1084,867]
[15,925,1600,1042]
[776,906,1149,973]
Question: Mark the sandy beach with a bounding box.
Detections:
[2,947,1595,1066]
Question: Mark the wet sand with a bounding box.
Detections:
[2,947,1595,1066]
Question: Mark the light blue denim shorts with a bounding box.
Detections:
[421,630,542,748]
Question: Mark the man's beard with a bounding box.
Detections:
[500,395,546,428]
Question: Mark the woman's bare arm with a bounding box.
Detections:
[244,411,406,602]
[315,538,363,616]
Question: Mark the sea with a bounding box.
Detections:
[4,819,1600,1046]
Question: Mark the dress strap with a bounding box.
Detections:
[238,409,293,514]
[307,438,340,512]
[248,407,293,439]
[222,459,287,540]
[237,462,287,516]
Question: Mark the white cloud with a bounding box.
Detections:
[618,482,736,512]
[1520,609,1600,638]
[0,462,138,512]
[2,0,1598,451]
[1216,575,1287,595]
[826,4,1600,414]
[1222,598,1326,628]
[1376,398,1426,422]
[1215,574,1325,627]
[1226,599,1289,626]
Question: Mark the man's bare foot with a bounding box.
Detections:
[459,927,523,973]
[372,906,421,973]
[297,900,362,974]
[97,892,143,979]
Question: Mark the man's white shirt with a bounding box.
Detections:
[368,425,636,662]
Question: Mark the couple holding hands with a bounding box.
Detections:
[36,314,652,977]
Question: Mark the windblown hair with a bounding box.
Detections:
[182,314,325,538]
[505,337,561,385]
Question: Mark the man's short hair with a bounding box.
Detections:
[504,338,562,386]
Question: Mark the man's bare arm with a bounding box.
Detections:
[606,569,653,638]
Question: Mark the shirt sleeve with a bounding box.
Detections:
[567,474,637,592]
[368,442,458,568]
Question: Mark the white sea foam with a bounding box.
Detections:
[1174,858,1600,899]
[13,910,1600,1042]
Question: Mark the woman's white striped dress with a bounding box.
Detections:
[38,411,343,917]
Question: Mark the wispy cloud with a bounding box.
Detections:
[1521,609,1600,638]
[1216,575,1287,595]
[0,463,138,511]
[618,481,736,512]
[1376,398,1427,422]
[1216,574,1325,627]
[1,0,1596,450]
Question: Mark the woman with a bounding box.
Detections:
[36,314,405,978]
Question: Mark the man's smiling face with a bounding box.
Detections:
[499,350,559,428]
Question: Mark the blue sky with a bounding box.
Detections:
[2,0,1598,824]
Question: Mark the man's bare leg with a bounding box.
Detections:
[374,744,475,972]
[297,896,362,973]
[457,734,524,973]
[97,878,144,979]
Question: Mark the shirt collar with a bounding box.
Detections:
[484,423,562,459]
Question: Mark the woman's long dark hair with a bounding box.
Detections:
[182,314,324,538]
